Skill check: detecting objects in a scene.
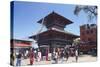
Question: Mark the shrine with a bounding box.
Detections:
[29,11,79,55]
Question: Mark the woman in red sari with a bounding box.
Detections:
[29,48,34,65]
[46,48,49,61]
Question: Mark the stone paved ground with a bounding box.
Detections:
[14,55,97,66]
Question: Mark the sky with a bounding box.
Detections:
[12,1,97,39]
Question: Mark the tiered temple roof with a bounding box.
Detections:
[29,28,79,40]
[29,11,79,39]
[37,11,73,30]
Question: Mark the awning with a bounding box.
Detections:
[14,43,31,47]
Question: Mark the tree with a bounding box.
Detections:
[73,38,80,46]
[74,5,97,22]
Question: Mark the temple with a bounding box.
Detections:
[29,11,79,55]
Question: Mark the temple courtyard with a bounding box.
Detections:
[14,54,97,66]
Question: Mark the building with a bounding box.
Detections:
[29,11,79,56]
[80,24,97,42]
[80,24,97,53]
[10,39,32,55]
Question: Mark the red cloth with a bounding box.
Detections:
[14,43,31,47]
[29,51,34,65]
[46,49,48,61]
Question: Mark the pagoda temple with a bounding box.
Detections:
[29,11,79,55]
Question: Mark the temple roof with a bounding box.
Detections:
[53,28,79,36]
[29,28,79,39]
[37,11,73,25]
[29,11,79,40]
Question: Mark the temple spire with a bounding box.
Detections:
[37,12,73,30]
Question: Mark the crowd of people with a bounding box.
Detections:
[51,47,79,63]
[10,46,79,66]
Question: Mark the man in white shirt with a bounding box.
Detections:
[75,49,78,62]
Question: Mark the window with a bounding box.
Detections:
[82,32,84,35]
[91,30,93,34]
[86,31,89,34]
[88,38,91,41]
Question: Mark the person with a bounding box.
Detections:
[60,50,64,63]
[48,53,52,61]
[64,48,69,61]
[75,49,78,62]
[16,51,22,66]
[34,50,37,61]
[71,48,74,57]
[29,48,34,65]
[55,51,58,63]
[46,48,49,61]
[25,50,28,59]
[10,52,15,66]
[52,51,58,64]
[57,48,60,61]
[37,50,41,62]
